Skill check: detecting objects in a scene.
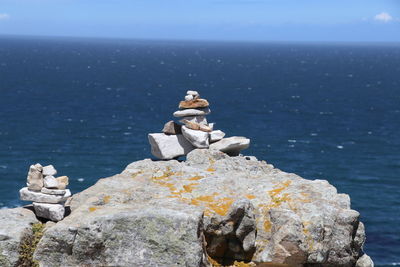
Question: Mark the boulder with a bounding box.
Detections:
[55,176,69,190]
[20,187,71,204]
[0,207,39,267]
[41,188,66,195]
[162,120,182,135]
[182,126,209,148]
[42,165,57,176]
[173,107,211,117]
[30,149,370,266]
[33,203,65,222]
[209,130,226,143]
[148,133,195,159]
[210,136,250,156]
[179,99,209,109]
[27,163,43,191]
[43,176,58,189]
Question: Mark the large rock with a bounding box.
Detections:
[179,99,209,109]
[0,207,39,267]
[20,187,71,204]
[182,126,209,148]
[27,163,43,191]
[31,149,371,267]
[162,120,182,135]
[173,107,211,117]
[148,133,195,159]
[209,136,250,156]
[33,203,65,222]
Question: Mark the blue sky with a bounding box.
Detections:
[0,0,399,42]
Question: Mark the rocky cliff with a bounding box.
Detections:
[0,149,373,267]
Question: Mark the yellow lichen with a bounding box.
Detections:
[88,207,98,212]
[263,220,272,232]
[205,197,234,216]
[183,183,199,193]
[245,194,256,200]
[207,167,216,172]
[188,175,204,181]
[103,195,111,204]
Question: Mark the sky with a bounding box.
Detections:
[0,0,399,42]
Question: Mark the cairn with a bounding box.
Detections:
[19,163,71,221]
[148,90,250,159]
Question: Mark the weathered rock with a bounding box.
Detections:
[182,126,209,148]
[41,188,66,195]
[179,99,209,109]
[42,165,57,176]
[148,133,195,159]
[43,176,58,189]
[27,163,43,191]
[55,176,69,190]
[26,149,370,267]
[162,120,182,135]
[179,115,208,125]
[173,107,211,117]
[209,130,226,143]
[355,254,374,267]
[33,203,65,222]
[0,207,39,267]
[210,136,250,156]
[20,187,71,204]
[185,94,194,101]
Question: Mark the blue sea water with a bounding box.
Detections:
[0,36,399,265]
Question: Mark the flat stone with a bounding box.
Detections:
[173,107,210,118]
[179,99,209,109]
[185,95,193,101]
[148,133,195,159]
[181,126,209,148]
[27,163,43,191]
[179,115,207,125]
[56,176,69,190]
[209,136,250,156]
[20,187,71,204]
[162,120,182,135]
[209,130,226,143]
[41,188,67,195]
[42,165,57,176]
[44,176,58,189]
[33,203,65,222]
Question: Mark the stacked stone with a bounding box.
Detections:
[148,90,250,159]
[19,163,71,222]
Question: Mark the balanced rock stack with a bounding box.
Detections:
[148,90,250,159]
[19,163,71,222]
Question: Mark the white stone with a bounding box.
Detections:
[186,90,199,96]
[42,165,57,176]
[181,126,209,148]
[148,133,195,159]
[41,188,66,195]
[33,202,65,222]
[20,187,71,204]
[179,116,207,125]
[209,130,226,143]
[173,107,210,117]
[184,95,194,101]
[26,163,43,191]
[43,176,59,189]
[355,254,374,267]
[209,136,250,156]
[209,123,215,130]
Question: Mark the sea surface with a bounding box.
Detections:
[0,36,399,265]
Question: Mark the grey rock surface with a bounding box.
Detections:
[0,207,39,267]
[26,163,43,191]
[148,133,195,159]
[209,136,250,156]
[31,149,370,267]
[173,107,211,117]
[33,203,65,222]
[42,165,57,176]
[20,187,71,204]
[209,130,226,143]
[182,126,210,148]
[43,175,58,189]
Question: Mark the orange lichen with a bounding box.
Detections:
[207,167,216,172]
[183,183,199,193]
[188,175,204,181]
[88,207,98,212]
[205,197,234,216]
[263,220,272,232]
[103,195,111,204]
[245,194,256,200]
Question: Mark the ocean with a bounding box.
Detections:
[0,36,399,265]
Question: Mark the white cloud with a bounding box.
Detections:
[0,13,10,20]
[374,12,393,23]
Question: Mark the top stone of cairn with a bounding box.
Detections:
[179,90,209,109]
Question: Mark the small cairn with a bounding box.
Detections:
[19,163,71,222]
[148,90,250,159]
